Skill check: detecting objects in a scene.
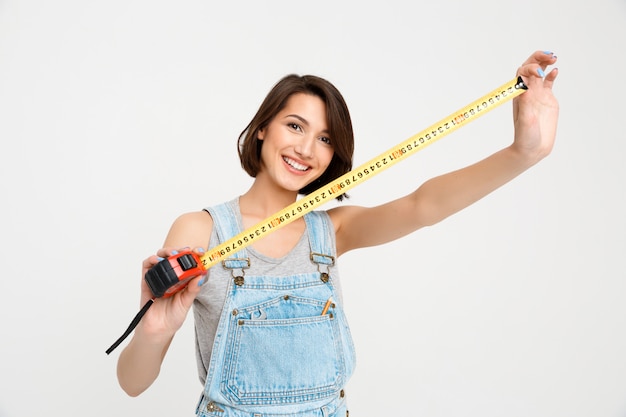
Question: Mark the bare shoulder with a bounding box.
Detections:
[164,210,214,249]
[172,210,213,228]
[326,205,368,256]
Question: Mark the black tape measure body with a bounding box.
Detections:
[145,251,205,298]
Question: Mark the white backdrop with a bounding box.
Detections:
[1,1,625,416]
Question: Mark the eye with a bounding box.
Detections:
[318,136,332,146]
[287,122,302,132]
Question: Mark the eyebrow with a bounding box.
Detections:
[285,114,309,125]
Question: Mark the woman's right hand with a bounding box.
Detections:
[137,247,207,338]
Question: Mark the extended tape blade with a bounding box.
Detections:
[200,76,527,269]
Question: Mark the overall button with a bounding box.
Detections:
[206,401,224,412]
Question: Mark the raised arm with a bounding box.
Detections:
[331,50,559,256]
[116,211,212,396]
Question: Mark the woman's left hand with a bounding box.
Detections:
[512,50,559,162]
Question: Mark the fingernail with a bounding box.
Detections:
[543,50,553,55]
[157,257,164,261]
[197,278,205,286]
[171,250,179,255]
[197,247,205,253]
[537,68,546,77]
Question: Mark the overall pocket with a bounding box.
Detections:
[220,295,346,406]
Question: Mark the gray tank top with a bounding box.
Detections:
[192,198,343,385]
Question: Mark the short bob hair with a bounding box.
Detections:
[237,74,354,201]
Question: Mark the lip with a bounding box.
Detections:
[282,156,311,174]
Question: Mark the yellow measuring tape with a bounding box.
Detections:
[201,76,527,268]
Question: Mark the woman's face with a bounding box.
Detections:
[257,93,334,193]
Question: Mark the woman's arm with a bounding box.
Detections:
[116,211,213,396]
[331,50,559,256]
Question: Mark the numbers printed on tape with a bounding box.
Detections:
[201,77,528,268]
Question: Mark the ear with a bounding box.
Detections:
[257,128,265,140]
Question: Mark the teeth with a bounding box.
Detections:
[284,157,309,171]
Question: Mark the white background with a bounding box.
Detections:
[1,1,625,416]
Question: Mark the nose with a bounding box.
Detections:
[294,136,315,159]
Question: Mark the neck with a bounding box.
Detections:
[239,180,299,220]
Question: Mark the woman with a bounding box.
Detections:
[116,50,559,416]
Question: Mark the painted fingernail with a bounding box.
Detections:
[197,278,205,286]
[197,247,205,253]
[537,68,546,77]
[171,250,179,255]
[543,50,553,55]
[157,257,165,261]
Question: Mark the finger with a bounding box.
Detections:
[517,63,549,80]
[192,246,207,255]
[517,51,557,78]
[543,67,559,89]
[179,275,204,305]
[142,254,164,269]
[155,247,177,258]
[522,50,557,67]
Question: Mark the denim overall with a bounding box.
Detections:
[196,202,356,417]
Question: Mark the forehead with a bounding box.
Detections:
[280,93,327,124]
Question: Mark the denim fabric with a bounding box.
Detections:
[196,202,355,417]
[196,393,349,417]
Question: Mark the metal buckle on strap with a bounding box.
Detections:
[311,252,334,283]
[310,252,335,266]
[222,258,250,286]
[221,257,251,270]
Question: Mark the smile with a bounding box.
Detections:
[283,156,310,172]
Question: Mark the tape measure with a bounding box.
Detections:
[107,76,527,354]
[200,76,527,268]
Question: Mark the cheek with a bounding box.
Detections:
[320,147,334,168]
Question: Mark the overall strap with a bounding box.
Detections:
[204,199,250,270]
[304,211,335,268]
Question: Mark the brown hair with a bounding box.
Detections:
[237,74,354,201]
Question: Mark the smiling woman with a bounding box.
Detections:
[237,74,355,201]
[115,52,559,417]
